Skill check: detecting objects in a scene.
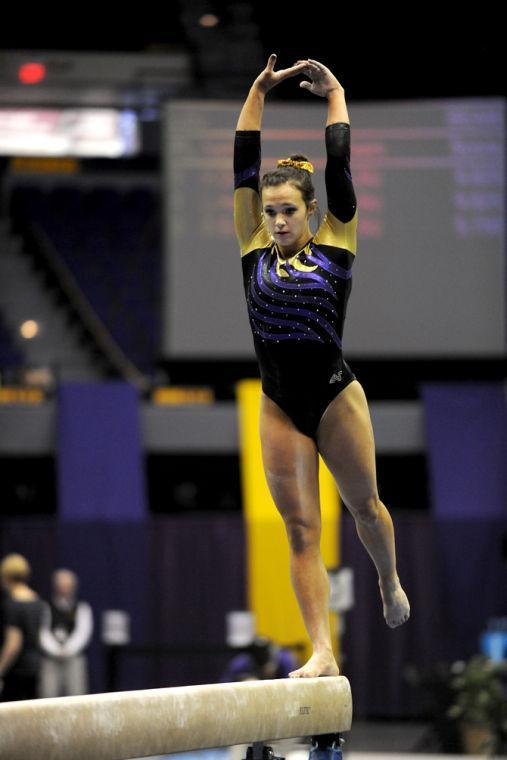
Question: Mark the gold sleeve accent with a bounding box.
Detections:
[313,208,358,255]
[234,187,272,256]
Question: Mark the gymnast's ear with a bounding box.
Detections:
[308,198,318,216]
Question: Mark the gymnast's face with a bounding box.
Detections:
[262,183,317,255]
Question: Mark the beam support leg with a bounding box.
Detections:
[310,733,345,760]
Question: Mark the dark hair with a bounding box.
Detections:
[260,153,321,227]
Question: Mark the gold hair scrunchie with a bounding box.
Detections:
[277,158,314,173]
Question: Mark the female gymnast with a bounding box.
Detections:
[233,54,410,678]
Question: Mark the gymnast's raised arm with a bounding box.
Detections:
[233,54,308,254]
[298,59,358,250]
[236,52,308,130]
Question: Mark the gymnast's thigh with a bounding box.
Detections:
[315,380,379,509]
[259,391,321,523]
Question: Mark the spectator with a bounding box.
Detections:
[39,568,93,697]
[0,553,46,700]
[222,635,299,681]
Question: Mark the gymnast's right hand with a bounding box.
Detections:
[253,53,308,94]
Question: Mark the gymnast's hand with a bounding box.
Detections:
[253,53,308,94]
[296,58,344,97]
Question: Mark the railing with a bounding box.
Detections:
[19,220,150,392]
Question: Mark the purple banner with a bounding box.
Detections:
[421,382,507,518]
[57,381,147,521]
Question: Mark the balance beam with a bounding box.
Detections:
[0,676,352,760]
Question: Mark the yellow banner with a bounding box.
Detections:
[236,378,340,663]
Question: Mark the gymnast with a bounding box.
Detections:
[233,54,410,678]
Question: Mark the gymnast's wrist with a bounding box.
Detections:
[251,81,268,97]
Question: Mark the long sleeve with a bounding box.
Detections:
[234,130,261,193]
[325,122,357,223]
[233,130,271,256]
[314,122,358,254]
[60,602,93,657]
[39,602,64,656]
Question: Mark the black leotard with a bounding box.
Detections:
[234,122,358,440]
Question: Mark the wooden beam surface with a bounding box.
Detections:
[0,676,352,760]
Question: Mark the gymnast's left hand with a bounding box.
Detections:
[253,53,309,94]
[297,59,344,97]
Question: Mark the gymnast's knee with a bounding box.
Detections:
[284,516,320,554]
[349,493,381,526]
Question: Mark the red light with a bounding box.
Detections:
[19,62,46,85]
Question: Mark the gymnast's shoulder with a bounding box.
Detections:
[313,208,358,256]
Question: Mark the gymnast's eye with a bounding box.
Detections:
[264,207,296,215]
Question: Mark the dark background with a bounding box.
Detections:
[0,8,503,101]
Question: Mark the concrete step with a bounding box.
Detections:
[0,221,105,379]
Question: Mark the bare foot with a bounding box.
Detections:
[289,650,340,678]
[379,576,410,628]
